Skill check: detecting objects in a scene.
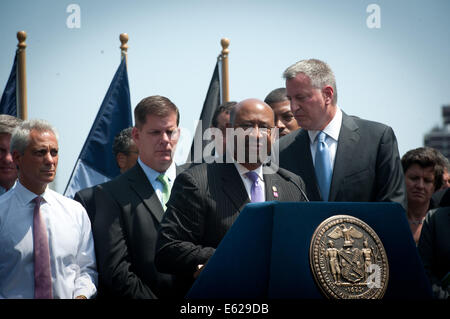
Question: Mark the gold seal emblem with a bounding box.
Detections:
[310,215,389,299]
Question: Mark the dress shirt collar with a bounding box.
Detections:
[233,162,264,181]
[0,180,17,196]
[308,106,343,143]
[137,157,177,184]
[14,181,52,206]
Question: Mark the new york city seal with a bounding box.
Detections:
[310,215,389,299]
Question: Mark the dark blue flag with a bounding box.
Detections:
[187,60,222,163]
[64,58,132,197]
[0,53,17,116]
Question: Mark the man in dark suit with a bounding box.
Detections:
[155,98,308,296]
[73,127,138,223]
[418,204,450,299]
[93,96,181,298]
[277,59,405,207]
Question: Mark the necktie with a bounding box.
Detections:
[157,174,171,210]
[315,131,332,201]
[33,196,53,299]
[245,171,264,203]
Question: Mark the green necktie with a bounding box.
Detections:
[157,174,171,210]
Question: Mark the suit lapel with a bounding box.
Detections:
[220,163,250,211]
[128,164,165,223]
[329,113,360,201]
[263,172,277,201]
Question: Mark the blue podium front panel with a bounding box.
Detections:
[268,202,432,299]
[188,202,432,299]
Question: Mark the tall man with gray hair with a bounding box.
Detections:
[0,114,23,195]
[0,119,97,299]
[278,59,406,206]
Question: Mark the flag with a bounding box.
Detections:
[187,60,222,163]
[64,58,132,198]
[0,53,17,116]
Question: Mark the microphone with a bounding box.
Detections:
[276,169,310,202]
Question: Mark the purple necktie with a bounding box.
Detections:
[33,196,53,299]
[246,171,264,203]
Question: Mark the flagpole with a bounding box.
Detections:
[17,31,27,120]
[220,38,230,103]
[120,33,128,66]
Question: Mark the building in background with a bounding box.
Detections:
[424,104,450,160]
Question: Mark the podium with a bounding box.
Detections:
[186,202,432,299]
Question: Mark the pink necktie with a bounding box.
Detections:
[33,196,53,299]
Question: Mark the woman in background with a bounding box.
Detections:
[401,147,444,244]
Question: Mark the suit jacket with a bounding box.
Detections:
[277,112,406,207]
[74,185,97,224]
[418,207,450,291]
[93,163,182,299]
[431,188,450,208]
[154,162,307,294]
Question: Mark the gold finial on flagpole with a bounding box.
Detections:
[120,33,129,66]
[220,38,230,103]
[17,31,27,120]
[221,38,230,56]
[17,31,27,49]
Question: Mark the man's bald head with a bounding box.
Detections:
[230,98,275,127]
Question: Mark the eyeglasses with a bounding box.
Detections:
[233,124,274,135]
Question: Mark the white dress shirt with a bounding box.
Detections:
[308,106,343,171]
[233,162,266,202]
[0,182,97,299]
[138,157,176,207]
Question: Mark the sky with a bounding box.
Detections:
[1,0,450,193]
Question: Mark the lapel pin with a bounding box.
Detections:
[272,186,279,198]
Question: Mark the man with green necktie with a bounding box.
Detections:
[93,95,183,299]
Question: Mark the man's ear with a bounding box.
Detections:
[322,85,334,104]
[131,126,139,144]
[174,127,181,142]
